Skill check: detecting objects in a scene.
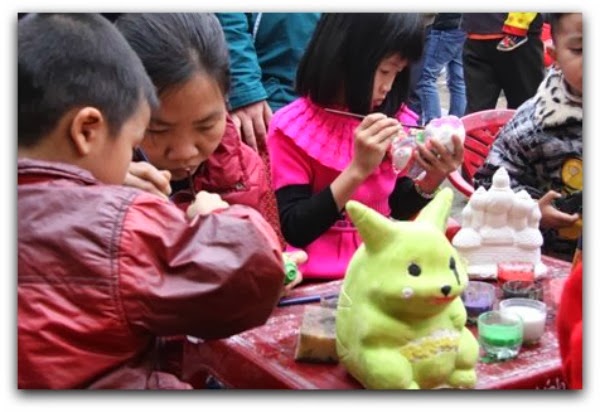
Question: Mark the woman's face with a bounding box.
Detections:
[371,53,408,110]
[141,72,227,181]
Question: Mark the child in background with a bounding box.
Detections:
[116,13,284,246]
[18,13,284,389]
[497,12,539,51]
[267,13,464,280]
[474,13,582,262]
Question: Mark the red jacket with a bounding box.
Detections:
[18,158,285,389]
[557,260,583,389]
[173,116,284,246]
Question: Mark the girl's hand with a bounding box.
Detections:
[539,190,581,229]
[186,191,230,218]
[414,134,464,191]
[125,161,172,199]
[349,113,401,178]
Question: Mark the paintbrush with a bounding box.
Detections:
[324,108,425,130]
[277,293,339,307]
[186,169,197,197]
[133,147,150,162]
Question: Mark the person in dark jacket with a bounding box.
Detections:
[474,13,582,262]
[18,13,285,389]
[461,13,545,114]
[116,13,284,246]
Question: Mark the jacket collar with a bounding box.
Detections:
[533,68,583,129]
[18,158,98,186]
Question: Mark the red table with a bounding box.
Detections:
[180,256,571,390]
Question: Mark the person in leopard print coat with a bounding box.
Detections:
[474,13,582,261]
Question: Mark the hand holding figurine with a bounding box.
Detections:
[395,115,465,190]
[415,135,464,181]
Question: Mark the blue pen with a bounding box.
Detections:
[277,293,339,307]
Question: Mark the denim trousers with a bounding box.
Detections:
[415,27,467,125]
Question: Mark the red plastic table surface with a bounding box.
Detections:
[181,255,571,390]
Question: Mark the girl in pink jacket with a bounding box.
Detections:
[268,14,464,280]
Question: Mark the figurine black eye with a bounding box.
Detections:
[408,263,421,277]
[450,256,461,285]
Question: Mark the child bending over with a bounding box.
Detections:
[18,13,284,389]
[117,13,284,246]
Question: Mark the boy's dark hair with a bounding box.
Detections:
[115,13,230,97]
[18,13,158,148]
[296,13,424,117]
[548,13,566,41]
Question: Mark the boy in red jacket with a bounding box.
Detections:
[18,13,284,389]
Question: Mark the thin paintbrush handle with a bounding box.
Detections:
[324,108,425,129]
[277,293,339,307]
[186,169,197,197]
[133,147,150,162]
[324,108,365,119]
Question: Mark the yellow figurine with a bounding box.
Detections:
[336,188,479,389]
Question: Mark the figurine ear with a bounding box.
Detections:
[346,200,396,252]
[414,187,453,232]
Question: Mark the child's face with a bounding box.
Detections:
[371,53,408,110]
[141,73,227,181]
[553,13,583,97]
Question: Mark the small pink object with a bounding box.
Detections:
[423,115,466,154]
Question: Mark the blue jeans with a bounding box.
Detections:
[415,27,467,125]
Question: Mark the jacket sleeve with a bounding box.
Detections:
[473,113,545,199]
[216,13,268,110]
[118,195,285,340]
[388,176,432,220]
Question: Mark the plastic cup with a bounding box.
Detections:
[461,281,496,325]
[501,280,544,301]
[499,298,547,346]
[497,262,535,286]
[478,310,523,361]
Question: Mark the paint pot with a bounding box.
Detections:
[478,310,523,361]
[499,298,547,346]
[462,281,496,324]
[501,280,544,301]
